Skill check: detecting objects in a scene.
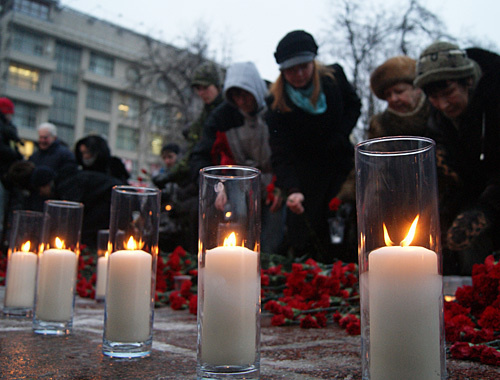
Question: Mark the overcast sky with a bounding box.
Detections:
[61,0,499,81]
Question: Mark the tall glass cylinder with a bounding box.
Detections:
[95,229,109,302]
[102,186,160,358]
[197,166,261,380]
[33,200,84,335]
[3,210,43,317]
[355,137,446,380]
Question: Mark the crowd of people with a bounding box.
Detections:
[1,30,499,275]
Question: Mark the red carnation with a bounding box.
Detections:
[329,197,342,212]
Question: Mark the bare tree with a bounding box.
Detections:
[322,0,451,141]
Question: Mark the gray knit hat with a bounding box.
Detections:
[414,41,476,88]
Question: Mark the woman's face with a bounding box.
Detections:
[282,61,315,89]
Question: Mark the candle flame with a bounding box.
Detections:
[383,224,394,246]
[223,232,237,247]
[225,211,232,218]
[55,237,65,249]
[125,236,144,250]
[21,241,31,252]
[383,215,419,247]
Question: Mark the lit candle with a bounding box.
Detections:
[201,233,259,365]
[35,238,78,321]
[4,241,38,308]
[105,236,152,342]
[365,216,442,380]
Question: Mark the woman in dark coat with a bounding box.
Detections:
[75,134,129,183]
[265,30,361,262]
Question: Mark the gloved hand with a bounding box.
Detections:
[152,172,172,189]
[447,209,490,251]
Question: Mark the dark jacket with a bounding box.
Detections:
[29,139,77,179]
[75,135,129,183]
[426,48,500,236]
[264,63,361,260]
[0,113,22,178]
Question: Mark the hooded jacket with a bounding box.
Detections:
[190,62,272,184]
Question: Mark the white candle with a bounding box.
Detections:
[95,255,108,300]
[105,249,152,342]
[4,251,38,308]
[35,249,78,321]
[201,246,259,365]
[365,245,442,380]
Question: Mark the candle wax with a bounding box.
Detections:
[4,251,37,308]
[201,246,259,366]
[105,250,152,343]
[35,249,78,322]
[365,245,442,380]
[95,256,108,300]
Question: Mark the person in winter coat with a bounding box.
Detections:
[414,41,500,275]
[265,30,361,262]
[191,61,285,254]
[7,160,125,249]
[29,122,77,179]
[75,134,129,183]
[0,97,23,244]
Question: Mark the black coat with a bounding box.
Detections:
[426,48,500,248]
[264,64,361,259]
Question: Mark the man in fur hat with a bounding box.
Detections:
[368,56,431,138]
[414,41,500,275]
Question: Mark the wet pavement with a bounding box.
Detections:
[1,287,499,379]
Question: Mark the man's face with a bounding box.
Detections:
[193,84,219,105]
[38,129,56,150]
[162,151,177,169]
[383,83,422,114]
[427,81,470,119]
[229,88,257,114]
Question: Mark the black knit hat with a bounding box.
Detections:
[274,30,318,70]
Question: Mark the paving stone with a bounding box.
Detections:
[1,287,499,379]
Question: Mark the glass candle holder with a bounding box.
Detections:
[3,210,43,317]
[33,200,84,335]
[197,166,261,380]
[102,186,160,358]
[95,229,110,302]
[355,137,446,380]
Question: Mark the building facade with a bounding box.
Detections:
[0,0,197,178]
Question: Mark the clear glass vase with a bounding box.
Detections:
[355,137,446,380]
[197,166,261,380]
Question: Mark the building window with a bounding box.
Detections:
[116,126,138,151]
[150,106,170,128]
[12,101,37,129]
[51,123,75,147]
[12,28,44,56]
[13,0,50,20]
[150,134,163,156]
[118,94,140,119]
[84,118,109,136]
[53,42,81,91]
[8,63,39,91]
[89,52,114,77]
[50,88,77,126]
[87,84,112,112]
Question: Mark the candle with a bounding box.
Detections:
[95,255,108,301]
[4,242,38,308]
[365,217,442,380]
[105,245,152,343]
[35,248,78,321]
[201,239,259,365]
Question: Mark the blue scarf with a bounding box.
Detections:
[285,82,327,115]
